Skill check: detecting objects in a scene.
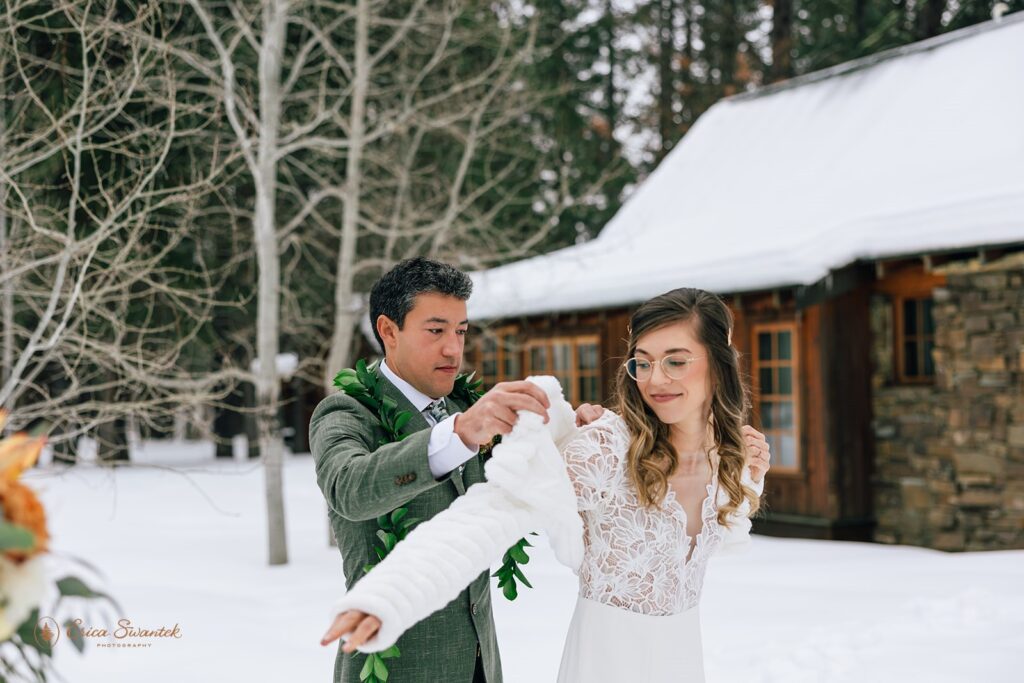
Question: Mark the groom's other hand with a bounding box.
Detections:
[320,610,381,653]
[454,380,550,446]
[574,403,605,427]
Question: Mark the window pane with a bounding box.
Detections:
[578,376,600,403]
[758,332,772,361]
[577,343,598,370]
[923,340,935,376]
[530,347,547,371]
[904,341,919,377]
[766,433,781,463]
[777,400,794,429]
[759,368,773,395]
[483,360,497,377]
[553,343,571,372]
[504,355,519,378]
[780,434,797,468]
[923,299,935,335]
[760,401,774,429]
[483,336,497,353]
[558,376,570,399]
[777,331,792,361]
[903,299,918,335]
[778,367,792,395]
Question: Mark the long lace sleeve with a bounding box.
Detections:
[715,466,764,555]
[560,411,628,512]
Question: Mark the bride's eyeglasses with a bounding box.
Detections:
[623,355,704,381]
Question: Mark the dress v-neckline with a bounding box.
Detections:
[664,469,718,564]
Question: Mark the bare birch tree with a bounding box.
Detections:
[172,0,625,561]
[0,1,239,450]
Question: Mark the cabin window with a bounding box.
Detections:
[525,335,601,404]
[478,327,521,388]
[752,323,800,471]
[896,296,935,383]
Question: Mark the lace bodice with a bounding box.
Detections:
[561,411,728,616]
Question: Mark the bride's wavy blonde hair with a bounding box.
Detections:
[613,288,760,526]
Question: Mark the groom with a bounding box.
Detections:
[310,257,551,683]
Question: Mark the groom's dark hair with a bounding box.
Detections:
[369,257,473,351]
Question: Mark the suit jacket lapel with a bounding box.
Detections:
[376,368,431,433]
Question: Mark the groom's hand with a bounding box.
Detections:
[454,380,550,447]
[320,610,381,653]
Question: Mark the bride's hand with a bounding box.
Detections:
[321,610,381,653]
[574,403,605,427]
[742,425,771,483]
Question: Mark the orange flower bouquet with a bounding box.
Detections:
[0,410,112,678]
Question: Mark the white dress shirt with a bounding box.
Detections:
[379,359,479,479]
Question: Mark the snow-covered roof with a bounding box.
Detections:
[468,13,1024,320]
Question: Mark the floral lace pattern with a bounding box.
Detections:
[561,411,726,616]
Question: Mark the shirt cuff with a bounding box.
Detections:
[427,413,479,479]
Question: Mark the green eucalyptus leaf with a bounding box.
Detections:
[0,522,36,551]
[390,508,408,526]
[373,656,389,681]
[393,412,412,433]
[513,565,533,588]
[57,576,102,599]
[508,544,530,564]
[359,654,374,680]
[65,618,85,652]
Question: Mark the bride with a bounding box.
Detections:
[322,287,771,682]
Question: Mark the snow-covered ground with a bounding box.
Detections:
[23,443,1024,683]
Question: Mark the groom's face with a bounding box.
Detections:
[381,292,468,399]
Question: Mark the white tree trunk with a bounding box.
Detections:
[256,0,288,567]
[0,91,9,403]
[323,0,370,393]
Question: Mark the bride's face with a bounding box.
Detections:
[632,319,711,428]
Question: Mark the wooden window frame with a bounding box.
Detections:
[478,325,521,388]
[524,334,601,405]
[751,321,801,474]
[894,294,936,385]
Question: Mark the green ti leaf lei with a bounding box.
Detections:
[333,358,534,683]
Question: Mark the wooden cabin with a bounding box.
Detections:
[462,16,1024,551]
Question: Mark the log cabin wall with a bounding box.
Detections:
[728,290,851,538]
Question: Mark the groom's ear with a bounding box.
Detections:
[376,314,400,351]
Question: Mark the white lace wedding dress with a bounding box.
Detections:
[557,410,762,683]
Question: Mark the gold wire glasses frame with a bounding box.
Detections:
[623,355,705,381]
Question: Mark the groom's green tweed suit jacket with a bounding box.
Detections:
[310,368,501,683]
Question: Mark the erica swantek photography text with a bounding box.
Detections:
[46,618,183,649]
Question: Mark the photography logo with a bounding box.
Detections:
[35,617,61,649]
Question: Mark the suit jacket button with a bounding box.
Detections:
[471,602,477,616]
[394,476,404,485]
[407,472,417,483]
